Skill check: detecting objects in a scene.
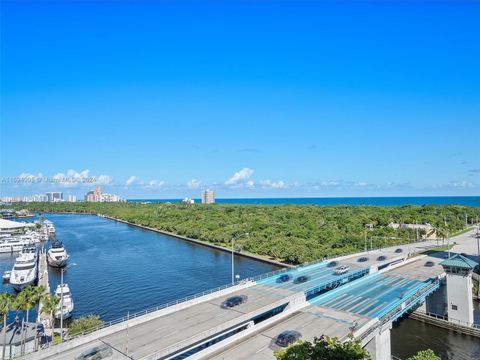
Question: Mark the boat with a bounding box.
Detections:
[0,237,34,254]
[44,220,56,237]
[54,284,74,319]
[2,271,11,283]
[9,252,38,291]
[47,240,69,268]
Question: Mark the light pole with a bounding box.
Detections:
[60,263,76,342]
[231,233,248,285]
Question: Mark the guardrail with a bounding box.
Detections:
[414,310,480,330]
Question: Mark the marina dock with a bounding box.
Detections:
[37,250,50,323]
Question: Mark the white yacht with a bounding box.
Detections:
[0,237,33,254]
[54,284,74,319]
[9,251,38,291]
[47,240,69,268]
[44,220,56,237]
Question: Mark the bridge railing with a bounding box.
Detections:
[414,310,480,330]
[359,279,441,342]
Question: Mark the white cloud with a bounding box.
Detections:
[187,179,201,189]
[125,176,138,186]
[145,180,166,189]
[96,175,112,185]
[259,180,287,189]
[225,168,254,186]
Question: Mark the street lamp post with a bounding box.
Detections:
[60,263,76,342]
[231,233,248,285]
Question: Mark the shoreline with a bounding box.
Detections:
[40,211,292,268]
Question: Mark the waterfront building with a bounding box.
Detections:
[68,194,77,202]
[201,189,215,204]
[84,187,122,202]
[46,192,63,202]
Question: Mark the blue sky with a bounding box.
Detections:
[1,1,479,199]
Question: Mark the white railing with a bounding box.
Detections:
[414,310,480,330]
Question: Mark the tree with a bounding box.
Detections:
[68,315,104,337]
[406,349,440,360]
[14,286,37,355]
[275,335,371,360]
[40,295,59,347]
[0,293,15,360]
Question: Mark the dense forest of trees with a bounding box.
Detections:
[4,202,480,264]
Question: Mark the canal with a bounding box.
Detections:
[1,213,479,359]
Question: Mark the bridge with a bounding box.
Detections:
[26,230,479,360]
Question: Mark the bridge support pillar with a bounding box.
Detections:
[365,326,391,360]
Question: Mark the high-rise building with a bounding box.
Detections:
[84,187,122,202]
[201,189,215,204]
[46,192,63,202]
[68,195,77,202]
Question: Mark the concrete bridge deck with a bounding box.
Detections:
[26,239,442,360]
[26,229,478,360]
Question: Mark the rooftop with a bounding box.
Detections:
[440,254,478,270]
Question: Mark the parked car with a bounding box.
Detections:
[293,275,310,284]
[334,265,350,275]
[221,295,246,308]
[277,274,292,283]
[275,331,302,347]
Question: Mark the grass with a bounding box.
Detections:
[420,245,453,256]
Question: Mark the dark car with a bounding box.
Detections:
[277,274,292,283]
[275,331,301,347]
[394,248,403,253]
[293,275,310,284]
[74,345,113,360]
[327,261,338,268]
[377,255,387,261]
[221,295,246,308]
[358,257,369,262]
[425,261,435,267]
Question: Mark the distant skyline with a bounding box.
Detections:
[1,1,479,198]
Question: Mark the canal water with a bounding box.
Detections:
[1,213,479,359]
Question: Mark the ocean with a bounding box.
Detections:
[128,196,480,207]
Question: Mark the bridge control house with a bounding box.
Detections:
[440,254,478,326]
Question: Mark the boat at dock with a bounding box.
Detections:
[47,240,69,267]
[2,271,11,283]
[9,251,38,291]
[54,284,74,319]
[0,237,35,254]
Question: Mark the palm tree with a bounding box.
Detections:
[40,295,58,347]
[30,286,46,351]
[15,286,36,356]
[0,293,14,360]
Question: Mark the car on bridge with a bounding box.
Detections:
[395,248,403,253]
[74,345,113,360]
[275,330,302,347]
[276,274,292,283]
[293,275,310,284]
[221,295,247,308]
[327,260,338,267]
[334,265,350,275]
[377,255,387,261]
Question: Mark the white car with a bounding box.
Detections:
[334,265,350,275]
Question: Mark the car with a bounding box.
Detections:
[275,331,301,347]
[425,261,435,267]
[377,255,387,261]
[276,274,292,283]
[221,295,246,308]
[293,275,310,284]
[334,265,350,275]
[394,248,403,253]
[327,261,338,268]
[74,345,113,360]
[358,257,369,262]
